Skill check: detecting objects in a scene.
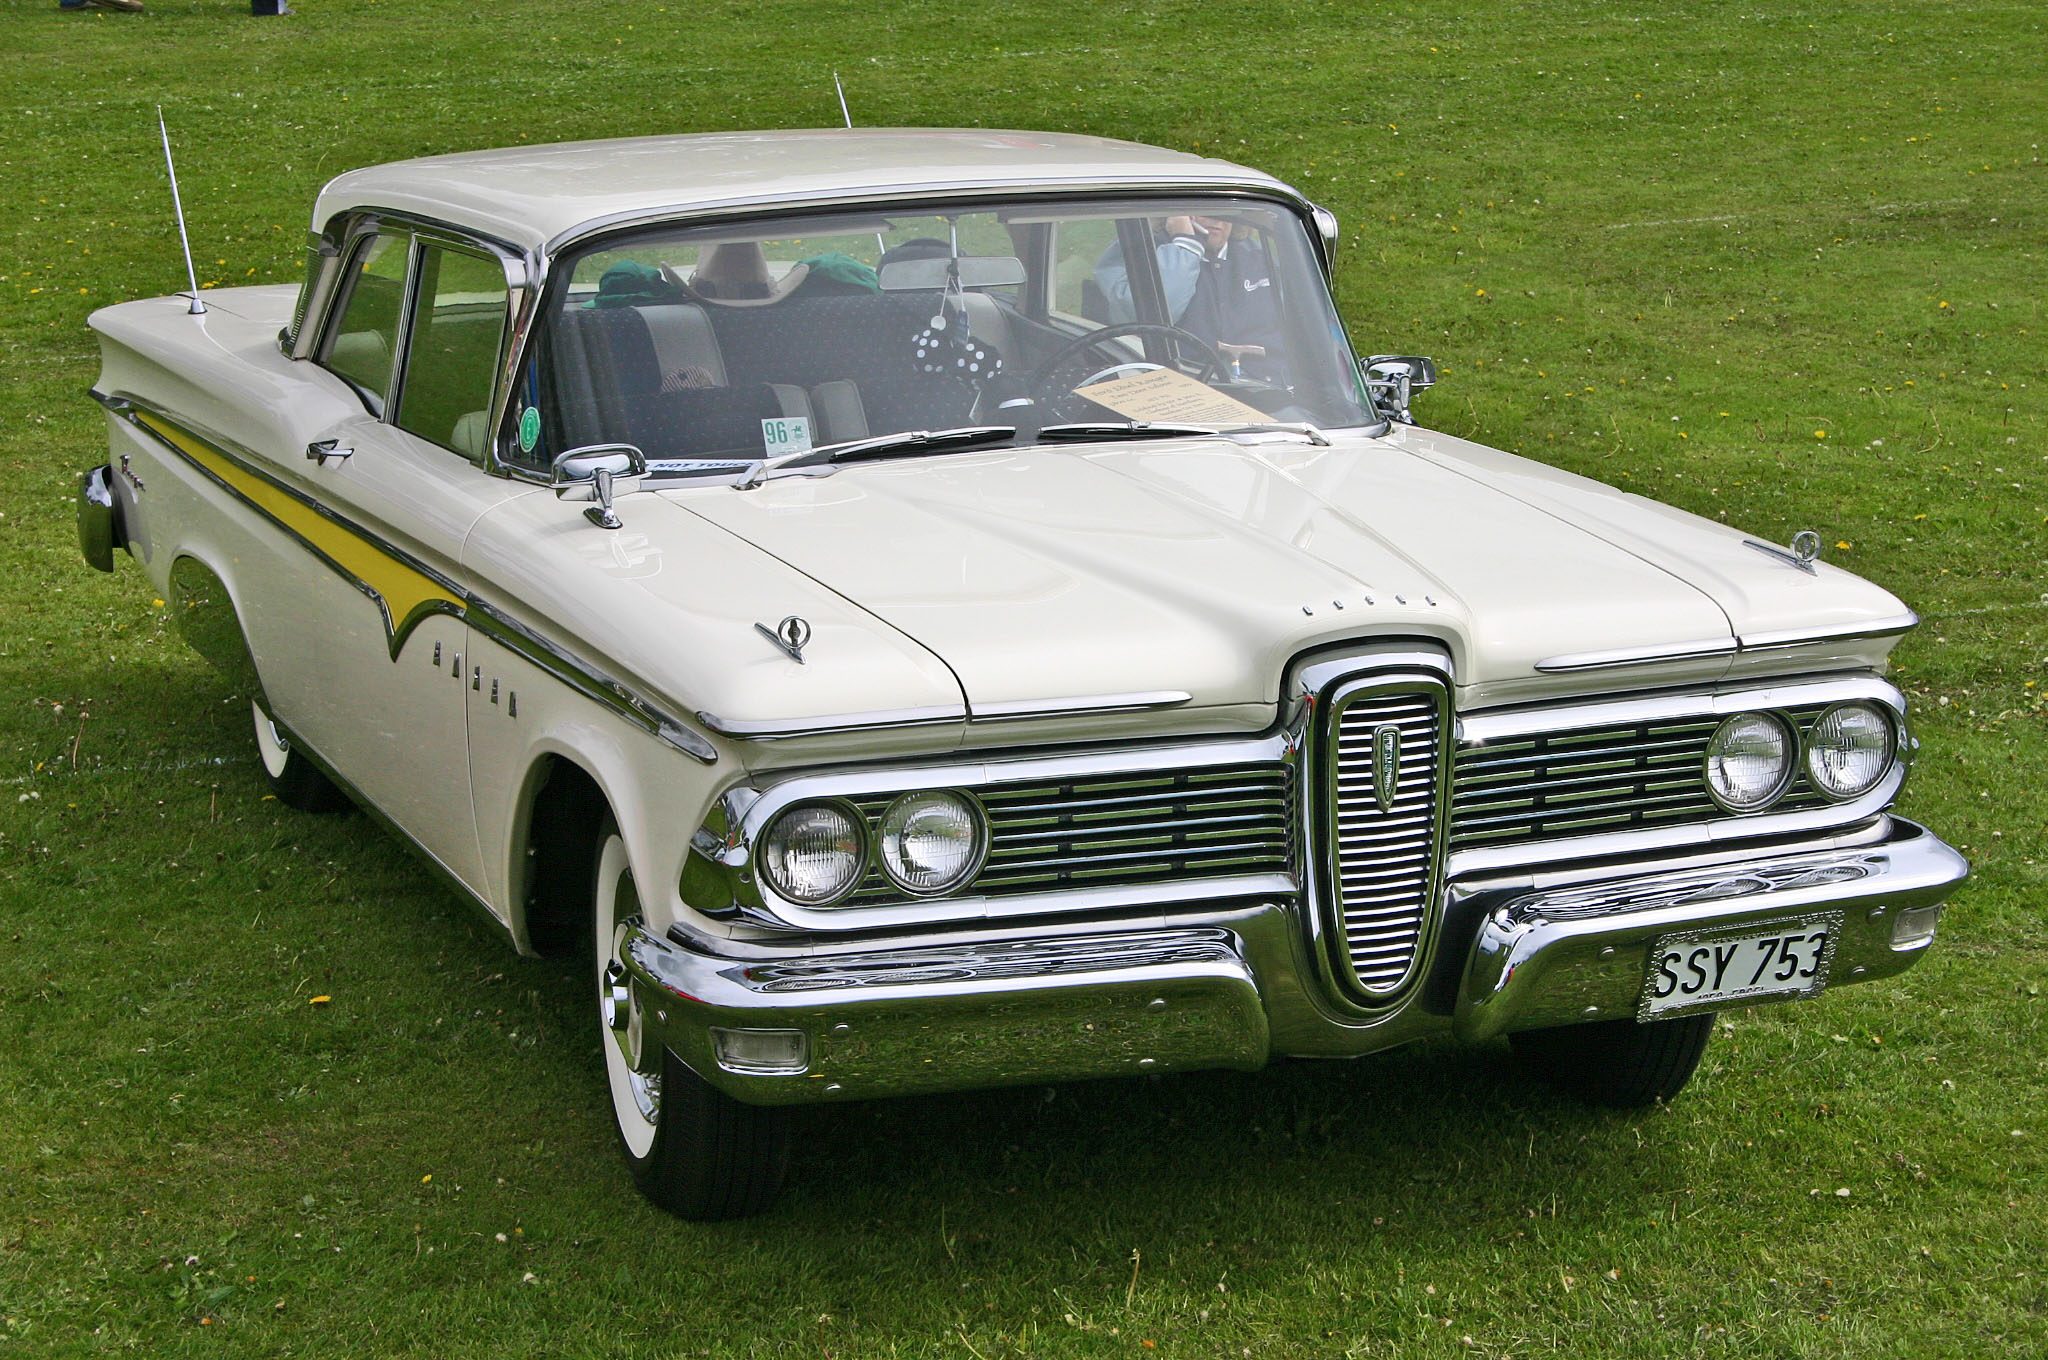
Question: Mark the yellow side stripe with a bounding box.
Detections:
[133,411,464,658]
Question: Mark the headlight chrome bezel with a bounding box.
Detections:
[757,799,870,907]
[875,789,991,897]
[1702,710,1799,814]
[1802,700,1899,802]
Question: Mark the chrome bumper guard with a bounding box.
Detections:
[621,926,1271,1105]
[1451,817,1967,1042]
[624,817,1963,1105]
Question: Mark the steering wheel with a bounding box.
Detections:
[1030,322,1230,405]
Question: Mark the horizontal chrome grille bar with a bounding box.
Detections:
[844,760,1294,905]
[1449,704,1834,849]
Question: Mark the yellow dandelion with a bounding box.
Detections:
[1814,429,1828,439]
[1835,540,1853,551]
[309,994,332,1006]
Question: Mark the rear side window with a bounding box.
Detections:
[321,232,411,413]
[396,245,510,459]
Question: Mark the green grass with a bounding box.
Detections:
[2,1,2044,1355]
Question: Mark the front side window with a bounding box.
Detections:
[320,231,411,414]
[396,244,510,459]
[521,195,1371,473]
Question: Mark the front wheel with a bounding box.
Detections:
[1510,1012,1715,1108]
[593,826,791,1219]
[251,698,349,813]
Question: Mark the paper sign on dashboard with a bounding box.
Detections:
[1072,368,1271,426]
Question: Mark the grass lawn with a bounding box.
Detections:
[1,1,2043,1355]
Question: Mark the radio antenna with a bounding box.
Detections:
[156,106,206,316]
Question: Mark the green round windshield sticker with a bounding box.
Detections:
[517,406,541,454]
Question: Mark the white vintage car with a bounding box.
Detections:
[78,129,1966,1219]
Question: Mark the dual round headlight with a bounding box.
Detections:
[1704,702,1897,813]
[757,790,987,906]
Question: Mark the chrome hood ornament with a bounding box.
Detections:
[1743,528,1823,575]
[755,615,812,664]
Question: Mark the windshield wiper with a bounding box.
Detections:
[1037,421,1221,442]
[1036,420,1329,447]
[739,426,1017,487]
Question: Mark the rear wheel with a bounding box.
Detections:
[1510,1013,1715,1108]
[593,824,791,1219]
[251,698,349,813]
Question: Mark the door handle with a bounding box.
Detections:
[306,439,352,467]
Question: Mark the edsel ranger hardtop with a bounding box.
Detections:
[77,129,1967,1218]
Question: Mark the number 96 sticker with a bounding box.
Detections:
[1636,912,1844,1020]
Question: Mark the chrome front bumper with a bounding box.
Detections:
[621,816,1965,1105]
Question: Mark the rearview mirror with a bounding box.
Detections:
[552,443,646,530]
[1363,355,1437,425]
[877,255,1028,292]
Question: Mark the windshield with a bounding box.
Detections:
[515,195,1372,473]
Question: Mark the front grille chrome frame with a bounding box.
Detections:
[1315,668,1454,1008]
[692,731,1299,932]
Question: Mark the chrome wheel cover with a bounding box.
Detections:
[595,833,660,1156]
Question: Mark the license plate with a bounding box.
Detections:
[1637,913,1842,1020]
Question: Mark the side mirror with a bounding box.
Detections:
[1363,355,1438,425]
[1309,204,1340,255]
[552,443,646,530]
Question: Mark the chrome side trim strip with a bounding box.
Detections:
[694,705,968,739]
[1737,613,1919,651]
[97,390,719,764]
[1535,638,1737,673]
[970,690,1193,721]
[466,598,717,763]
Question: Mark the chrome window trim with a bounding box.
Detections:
[392,235,517,465]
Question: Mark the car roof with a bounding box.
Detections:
[312,128,1298,255]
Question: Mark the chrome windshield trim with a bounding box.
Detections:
[1737,613,1919,651]
[1534,638,1737,673]
[970,691,1194,722]
[543,177,1313,258]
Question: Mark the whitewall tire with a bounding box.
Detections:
[592,823,792,1218]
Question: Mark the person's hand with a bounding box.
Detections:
[1163,215,1199,240]
[1190,215,1234,254]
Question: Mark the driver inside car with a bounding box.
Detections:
[1091,214,1285,380]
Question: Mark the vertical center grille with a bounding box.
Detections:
[1324,675,1449,1003]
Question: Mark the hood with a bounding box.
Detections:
[669,428,1899,717]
